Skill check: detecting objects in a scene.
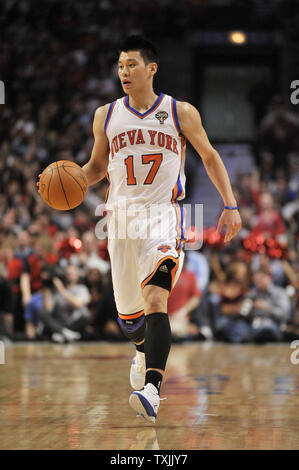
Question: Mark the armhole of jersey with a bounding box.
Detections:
[104,101,116,135]
[171,97,182,137]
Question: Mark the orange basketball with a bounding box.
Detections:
[39,160,88,210]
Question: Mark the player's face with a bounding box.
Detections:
[118,51,156,93]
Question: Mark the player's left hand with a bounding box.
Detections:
[216,209,242,243]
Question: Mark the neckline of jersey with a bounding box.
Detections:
[124,92,164,118]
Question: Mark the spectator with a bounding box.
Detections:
[185,250,210,293]
[35,264,91,343]
[167,261,202,340]
[259,94,299,171]
[282,258,299,340]
[213,261,252,343]
[288,154,299,192]
[24,234,58,339]
[236,172,261,209]
[251,252,286,288]
[238,205,256,238]
[94,272,124,341]
[0,0,298,345]
[251,191,286,238]
[70,231,110,277]
[85,267,104,317]
[272,176,297,207]
[282,193,299,239]
[242,267,291,343]
[83,267,106,338]
[6,230,42,332]
[0,264,14,341]
[259,151,275,182]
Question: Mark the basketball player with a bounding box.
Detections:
[82,36,242,424]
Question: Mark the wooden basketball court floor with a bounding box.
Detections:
[0,341,299,450]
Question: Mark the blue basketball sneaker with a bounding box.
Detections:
[129,383,160,424]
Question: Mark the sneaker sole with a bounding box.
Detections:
[129,392,157,424]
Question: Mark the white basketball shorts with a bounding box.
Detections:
[107,203,185,320]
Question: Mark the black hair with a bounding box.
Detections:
[118,35,158,65]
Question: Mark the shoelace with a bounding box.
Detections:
[144,384,167,401]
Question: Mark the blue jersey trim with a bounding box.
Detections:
[104,101,116,134]
[172,98,182,135]
[125,92,164,117]
[177,175,183,199]
[180,205,187,242]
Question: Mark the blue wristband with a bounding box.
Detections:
[224,205,238,210]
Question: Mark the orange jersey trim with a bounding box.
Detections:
[172,201,182,254]
[141,255,179,291]
[171,182,178,202]
[104,172,111,203]
[118,309,145,320]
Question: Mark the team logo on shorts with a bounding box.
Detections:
[157,245,172,253]
[155,111,168,124]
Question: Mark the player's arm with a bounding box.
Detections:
[82,104,110,186]
[177,101,242,243]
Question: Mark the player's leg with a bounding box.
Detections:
[141,252,184,392]
[128,284,171,424]
[131,340,146,390]
[142,284,170,387]
[107,221,147,389]
[128,206,185,422]
[117,312,146,389]
[129,254,183,424]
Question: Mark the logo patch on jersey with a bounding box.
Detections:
[155,111,168,125]
[159,264,169,273]
[157,245,172,253]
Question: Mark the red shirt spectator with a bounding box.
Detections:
[168,268,201,315]
[251,191,285,237]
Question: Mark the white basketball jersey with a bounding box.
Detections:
[104,93,186,210]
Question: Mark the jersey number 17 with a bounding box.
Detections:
[124,153,163,185]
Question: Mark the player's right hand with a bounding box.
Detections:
[216,208,242,243]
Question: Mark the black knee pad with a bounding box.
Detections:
[146,258,177,292]
[117,315,146,343]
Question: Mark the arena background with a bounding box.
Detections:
[1,0,299,451]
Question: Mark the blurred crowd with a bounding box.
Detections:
[0,0,298,344]
[168,143,299,344]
